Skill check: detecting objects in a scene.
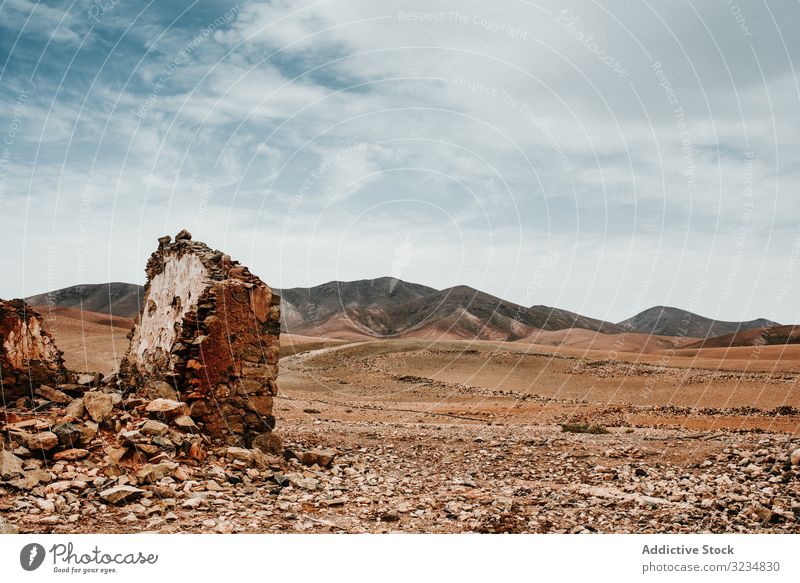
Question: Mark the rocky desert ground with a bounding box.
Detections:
[2,315,799,534]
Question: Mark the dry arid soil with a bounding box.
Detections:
[1,314,799,534]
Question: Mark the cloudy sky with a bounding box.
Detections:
[2,0,800,323]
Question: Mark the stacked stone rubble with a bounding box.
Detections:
[0,299,68,400]
[119,230,280,445]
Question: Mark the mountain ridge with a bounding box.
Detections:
[618,305,778,339]
[276,278,622,340]
[686,324,800,349]
[21,280,782,341]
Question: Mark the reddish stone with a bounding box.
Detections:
[0,300,69,399]
[53,448,89,461]
[188,443,207,462]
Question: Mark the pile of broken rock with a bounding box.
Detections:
[0,375,336,533]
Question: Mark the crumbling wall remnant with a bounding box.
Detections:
[0,299,68,400]
[120,230,281,445]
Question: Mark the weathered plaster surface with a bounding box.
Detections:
[128,252,210,372]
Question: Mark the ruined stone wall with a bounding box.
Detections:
[120,231,280,445]
[0,299,68,400]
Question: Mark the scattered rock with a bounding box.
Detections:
[26,431,59,452]
[8,468,51,490]
[136,462,177,484]
[118,430,144,446]
[188,443,207,462]
[56,384,84,396]
[295,476,320,491]
[77,373,99,386]
[140,420,169,436]
[225,447,253,465]
[53,422,84,448]
[252,432,283,455]
[272,473,289,488]
[251,449,279,470]
[52,448,89,461]
[173,415,196,430]
[99,485,145,505]
[64,398,85,419]
[143,381,178,401]
[83,392,113,422]
[298,449,337,469]
[145,399,184,417]
[748,503,776,524]
[0,517,19,534]
[444,501,461,517]
[376,509,400,522]
[173,466,191,481]
[0,450,25,480]
[790,448,800,466]
[105,446,128,464]
[81,422,98,444]
[36,385,72,404]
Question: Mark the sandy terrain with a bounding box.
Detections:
[32,308,800,431]
[515,328,687,352]
[32,306,132,375]
[277,338,800,433]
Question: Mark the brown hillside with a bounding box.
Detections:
[688,324,800,349]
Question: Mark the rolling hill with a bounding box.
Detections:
[687,325,800,349]
[617,306,778,339]
[26,283,144,319]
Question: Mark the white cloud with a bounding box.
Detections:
[3,0,800,322]
[1,0,83,44]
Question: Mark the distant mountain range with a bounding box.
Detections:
[22,279,784,341]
